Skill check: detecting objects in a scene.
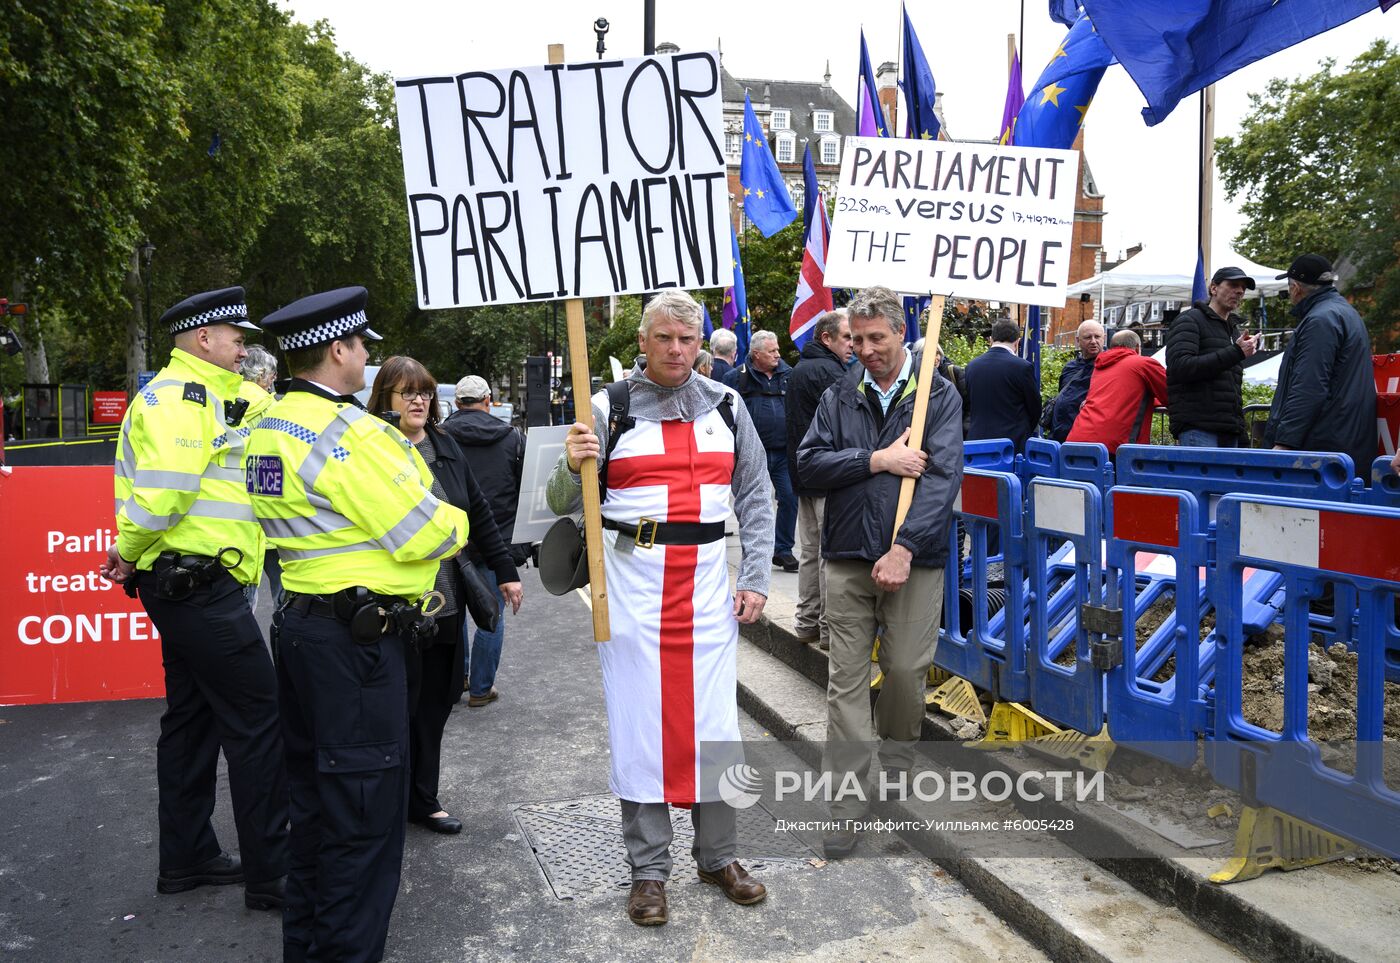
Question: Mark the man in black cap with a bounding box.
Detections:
[99,286,289,912]
[1166,266,1259,447]
[1264,254,1376,476]
[246,287,469,962]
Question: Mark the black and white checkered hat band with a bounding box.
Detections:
[168,303,249,335]
[277,310,369,350]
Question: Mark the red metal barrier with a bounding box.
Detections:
[0,465,164,705]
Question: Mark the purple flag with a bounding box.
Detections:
[856,32,888,137]
[998,51,1025,145]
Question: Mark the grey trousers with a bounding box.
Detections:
[822,559,943,821]
[619,800,737,881]
[795,495,828,641]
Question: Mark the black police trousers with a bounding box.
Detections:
[136,569,289,884]
[277,606,408,963]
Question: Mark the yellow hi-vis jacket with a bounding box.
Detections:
[237,379,274,428]
[114,348,265,585]
[245,389,468,601]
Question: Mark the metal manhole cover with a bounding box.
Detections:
[512,794,821,902]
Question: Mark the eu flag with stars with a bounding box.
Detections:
[1080,0,1388,126]
[903,295,930,345]
[900,6,941,141]
[1014,14,1115,150]
[721,224,751,359]
[702,302,714,340]
[740,94,797,237]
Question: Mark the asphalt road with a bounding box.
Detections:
[0,568,1039,963]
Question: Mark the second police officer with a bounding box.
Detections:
[245,287,469,963]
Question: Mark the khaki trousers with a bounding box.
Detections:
[822,559,943,820]
[794,495,827,640]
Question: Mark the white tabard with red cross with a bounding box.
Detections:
[598,405,738,804]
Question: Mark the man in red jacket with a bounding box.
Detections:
[1067,329,1168,455]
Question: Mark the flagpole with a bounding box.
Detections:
[550,41,610,642]
[1006,33,1023,336]
[1198,84,1216,276]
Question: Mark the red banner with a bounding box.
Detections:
[91,391,129,425]
[0,466,164,705]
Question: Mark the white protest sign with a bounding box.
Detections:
[511,425,574,544]
[824,137,1079,303]
[395,51,732,309]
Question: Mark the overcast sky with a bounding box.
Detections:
[279,1,1398,272]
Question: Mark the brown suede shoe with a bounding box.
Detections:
[697,861,767,905]
[626,880,668,925]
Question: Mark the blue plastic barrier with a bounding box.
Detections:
[1102,486,1209,766]
[1025,478,1106,733]
[1363,455,1400,508]
[963,438,1017,473]
[937,469,1029,702]
[1058,441,1115,494]
[1209,495,1400,858]
[1023,438,1059,485]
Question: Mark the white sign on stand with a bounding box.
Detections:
[395,51,732,309]
[512,425,575,544]
[825,138,1080,303]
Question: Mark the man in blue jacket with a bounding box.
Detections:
[725,330,799,571]
[1046,320,1104,442]
[797,285,963,858]
[1263,254,1376,478]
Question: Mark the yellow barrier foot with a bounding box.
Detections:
[1026,724,1116,771]
[926,677,987,723]
[964,701,1060,749]
[1209,805,1358,884]
[928,665,952,686]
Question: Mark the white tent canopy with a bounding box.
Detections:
[1068,242,1288,307]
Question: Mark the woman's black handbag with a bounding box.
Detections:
[456,556,500,633]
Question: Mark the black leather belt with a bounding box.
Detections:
[283,587,391,622]
[603,516,726,547]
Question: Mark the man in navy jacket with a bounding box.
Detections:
[965,319,1041,453]
[726,330,798,571]
[797,286,963,859]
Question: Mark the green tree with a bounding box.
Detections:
[0,0,181,382]
[1216,40,1400,343]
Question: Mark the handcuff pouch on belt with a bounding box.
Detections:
[332,587,445,646]
[151,546,245,601]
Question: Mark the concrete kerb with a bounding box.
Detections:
[737,615,1361,963]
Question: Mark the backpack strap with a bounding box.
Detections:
[596,381,634,501]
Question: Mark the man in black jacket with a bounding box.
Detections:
[1264,254,1377,477]
[1166,266,1259,447]
[784,310,852,648]
[797,285,962,858]
[965,319,1041,453]
[442,375,527,705]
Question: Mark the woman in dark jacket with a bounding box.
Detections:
[369,357,523,835]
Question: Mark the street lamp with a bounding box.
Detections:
[139,240,156,367]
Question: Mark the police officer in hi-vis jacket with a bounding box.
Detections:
[246,287,468,963]
[101,286,289,913]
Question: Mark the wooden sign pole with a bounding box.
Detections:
[551,42,610,642]
[892,294,946,542]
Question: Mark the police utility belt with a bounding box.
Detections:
[142,547,244,601]
[603,517,726,549]
[283,587,444,646]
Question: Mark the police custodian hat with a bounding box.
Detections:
[259,286,384,352]
[160,286,261,336]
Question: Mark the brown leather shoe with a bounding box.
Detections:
[697,861,767,905]
[626,880,668,925]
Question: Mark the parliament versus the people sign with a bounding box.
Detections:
[824,138,1080,303]
[395,51,732,309]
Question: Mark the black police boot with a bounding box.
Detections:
[157,851,244,894]
[244,876,287,911]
